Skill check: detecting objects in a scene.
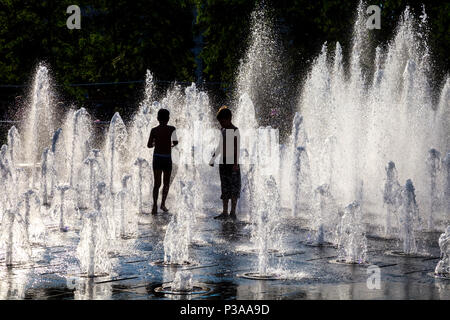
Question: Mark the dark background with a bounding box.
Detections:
[0,0,448,124]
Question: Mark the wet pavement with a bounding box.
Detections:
[0,211,449,300]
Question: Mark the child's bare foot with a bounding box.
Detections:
[151,206,158,215]
[214,213,228,220]
[160,204,169,212]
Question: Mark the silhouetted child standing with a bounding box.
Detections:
[209,106,241,220]
[147,109,178,215]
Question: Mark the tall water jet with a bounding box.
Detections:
[22,63,55,165]
[133,158,150,214]
[128,70,157,163]
[445,153,450,217]
[40,147,53,205]
[383,161,401,236]
[235,93,258,218]
[242,174,282,280]
[334,201,368,264]
[0,209,32,267]
[77,211,111,278]
[51,128,68,187]
[0,145,16,209]
[308,184,337,246]
[288,113,311,217]
[16,189,45,244]
[69,108,91,188]
[160,180,195,266]
[115,175,137,239]
[434,226,450,279]
[105,113,128,194]
[426,149,441,231]
[77,183,112,277]
[55,185,71,232]
[393,179,420,255]
[235,4,286,126]
[7,126,21,168]
[82,149,106,209]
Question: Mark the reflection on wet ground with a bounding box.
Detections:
[0,211,448,300]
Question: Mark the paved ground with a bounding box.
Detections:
[0,212,449,300]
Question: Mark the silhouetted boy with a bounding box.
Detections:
[147,109,178,215]
[209,106,241,220]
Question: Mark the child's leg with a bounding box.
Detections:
[222,199,229,214]
[230,197,237,216]
[161,168,172,211]
[152,169,162,214]
[214,199,229,219]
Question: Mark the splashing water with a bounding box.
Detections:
[435,226,450,277]
[298,3,449,234]
[335,201,368,264]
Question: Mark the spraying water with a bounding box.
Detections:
[435,226,450,278]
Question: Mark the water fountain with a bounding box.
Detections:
[7,126,21,168]
[105,113,128,195]
[289,113,311,218]
[16,189,45,244]
[434,226,450,279]
[156,179,196,267]
[115,175,138,239]
[383,161,401,236]
[154,270,210,295]
[76,183,112,278]
[68,108,91,188]
[307,184,337,246]
[332,201,368,265]
[0,145,15,210]
[298,2,449,237]
[82,149,107,209]
[445,153,450,217]
[386,179,423,256]
[426,149,441,231]
[0,0,448,300]
[128,70,156,163]
[133,157,150,214]
[0,209,32,267]
[241,175,282,280]
[22,63,55,166]
[54,185,71,232]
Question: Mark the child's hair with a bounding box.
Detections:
[216,105,232,121]
[157,108,170,122]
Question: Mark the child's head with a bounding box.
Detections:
[157,108,170,124]
[216,105,232,127]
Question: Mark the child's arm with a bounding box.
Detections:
[147,129,155,148]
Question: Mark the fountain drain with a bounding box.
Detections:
[303,241,336,248]
[154,284,210,295]
[328,259,369,266]
[239,272,282,280]
[151,260,195,268]
[385,250,430,258]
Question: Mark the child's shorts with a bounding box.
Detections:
[153,153,172,171]
[219,164,241,200]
